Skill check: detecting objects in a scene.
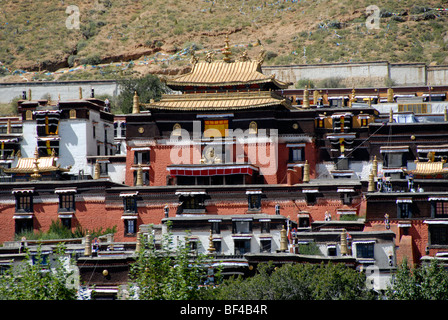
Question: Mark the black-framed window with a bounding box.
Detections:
[134,151,150,165]
[305,193,317,205]
[356,243,375,259]
[260,221,270,234]
[397,202,412,219]
[15,194,33,213]
[432,201,448,218]
[59,194,75,212]
[123,196,137,213]
[248,194,261,210]
[124,219,137,236]
[260,239,271,253]
[233,220,252,234]
[430,225,448,246]
[212,240,222,253]
[289,148,304,162]
[61,218,71,229]
[234,239,251,255]
[341,193,352,205]
[15,218,33,234]
[211,221,221,234]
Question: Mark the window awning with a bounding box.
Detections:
[396,198,413,203]
[58,214,73,219]
[246,190,262,195]
[175,190,207,196]
[417,144,448,153]
[168,164,258,177]
[119,191,139,197]
[55,187,77,194]
[131,147,151,151]
[337,188,355,193]
[380,146,409,153]
[121,215,138,220]
[424,220,448,225]
[12,188,34,194]
[428,197,448,201]
[286,143,306,148]
[302,188,319,193]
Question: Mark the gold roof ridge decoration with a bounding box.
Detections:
[4,150,71,174]
[406,161,448,176]
[166,37,289,89]
[142,90,291,111]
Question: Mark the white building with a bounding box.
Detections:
[17,93,126,183]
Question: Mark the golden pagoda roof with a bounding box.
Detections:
[4,156,70,174]
[165,59,290,89]
[407,161,448,176]
[143,90,291,111]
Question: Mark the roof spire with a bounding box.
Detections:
[222,34,232,63]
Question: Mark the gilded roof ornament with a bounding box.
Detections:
[190,51,199,65]
[205,51,215,63]
[239,50,250,62]
[222,34,232,62]
[257,46,266,65]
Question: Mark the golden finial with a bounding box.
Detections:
[239,50,250,62]
[205,51,214,63]
[30,147,41,181]
[190,51,199,65]
[208,230,216,254]
[222,34,232,62]
[257,46,266,65]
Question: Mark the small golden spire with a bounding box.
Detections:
[136,164,143,186]
[94,161,100,180]
[132,91,140,114]
[303,160,310,183]
[30,147,41,181]
[302,85,310,108]
[208,230,216,254]
[279,225,288,252]
[387,87,394,103]
[222,34,232,62]
[368,171,375,192]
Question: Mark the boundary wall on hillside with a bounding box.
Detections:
[262,61,448,88]
[1,61,448,103]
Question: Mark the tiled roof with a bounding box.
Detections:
[143,90,290,111]
[409,161,448,175]
[4,156,70,173]
[166,60,290,89]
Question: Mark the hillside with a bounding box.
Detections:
[1,0,448,82]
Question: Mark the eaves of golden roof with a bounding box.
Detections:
[165,59,290,89]
[406,161,448,176]
[142,90,291,111]
[4,156,70,174]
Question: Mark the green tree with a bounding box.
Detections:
[207,262,374,300]
[117,74,169,114]
[386,259,448,300]
[127,223,220,300]
[0,244,78,300]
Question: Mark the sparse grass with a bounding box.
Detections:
[0,0,448,79]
